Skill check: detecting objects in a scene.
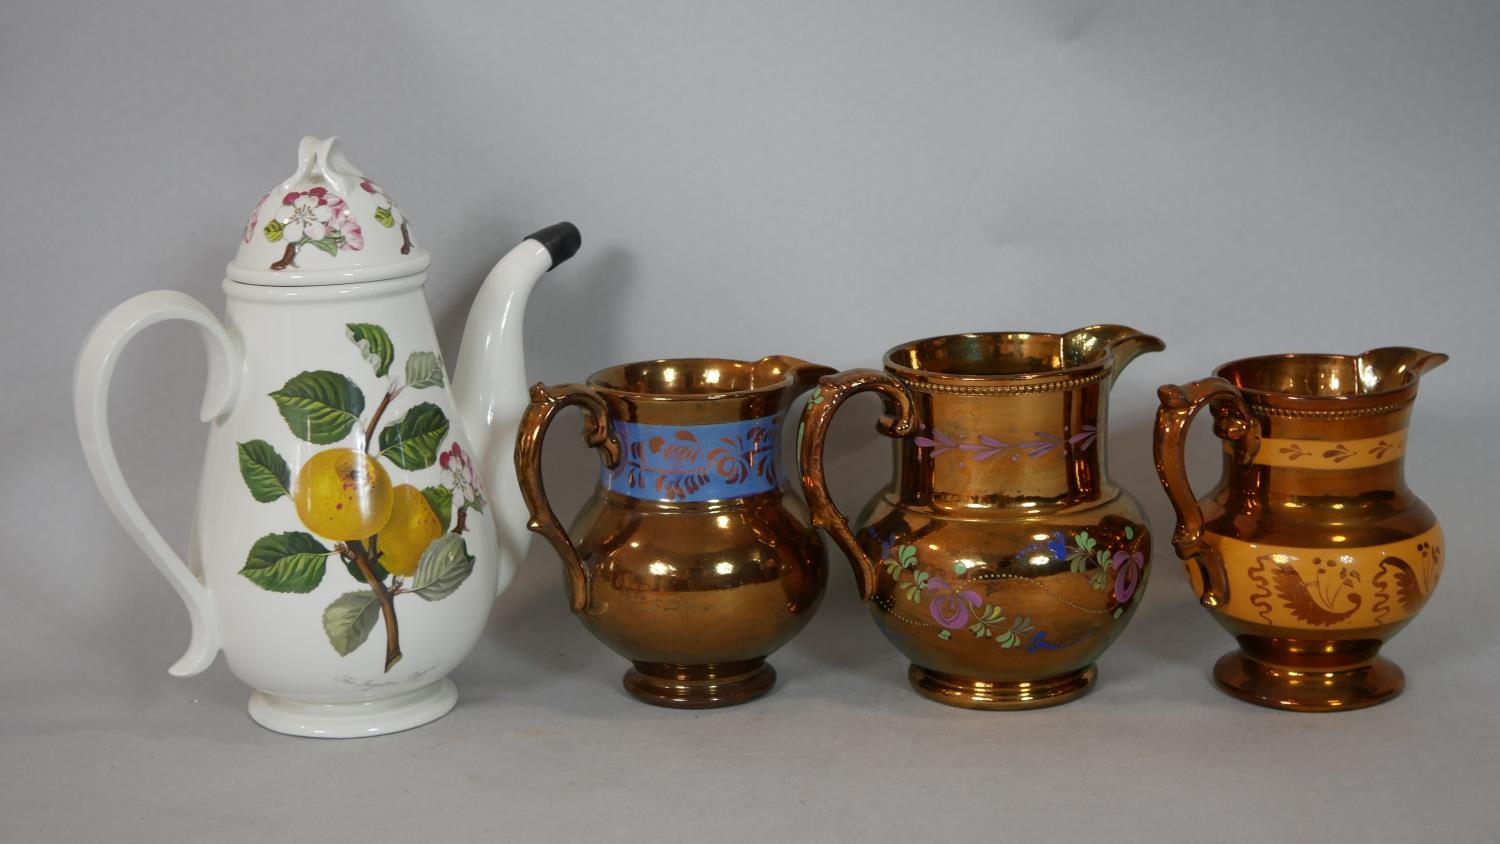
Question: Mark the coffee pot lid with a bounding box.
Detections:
[228,136,430,286]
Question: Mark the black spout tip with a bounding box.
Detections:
[527,222,581,270]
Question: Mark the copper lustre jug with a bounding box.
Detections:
[516,356,835,708]
[798,326,1164,709]
[1153,347,1447,711]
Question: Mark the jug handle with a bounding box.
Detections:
[1152,377,1258,608]
[74,291,240,676]
[798,369,917,601]
[514,382,621,613]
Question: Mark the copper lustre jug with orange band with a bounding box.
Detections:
[798,326,1164,709]
[1153,348,1448,711]
[515,356,835,708]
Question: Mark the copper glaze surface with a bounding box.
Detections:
[1154,347,1448,711]
[800,326,1164,709]
[517,356,833,708]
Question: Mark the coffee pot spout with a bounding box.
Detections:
[452,222,581,590]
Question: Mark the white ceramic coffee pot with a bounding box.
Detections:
[74,136,580,737]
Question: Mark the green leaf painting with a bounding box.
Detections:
[240,531,332,593]
[346,323,394,377]
[378,402,449,470]
[310,236,340,257]
[322,590,382,656]
[237,439,290,502]
[411,534,475,601]
[404,351,445,390]
[374,206,395,228]
[421,485,453,531]
[344,550,389,585]
[270,370,365,444]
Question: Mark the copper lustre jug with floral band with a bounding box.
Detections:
[798,326,1164,709]
[516,356,835,708]
[1153,347,1447,711]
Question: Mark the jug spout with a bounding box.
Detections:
[1359,347,1449,387]
[751,355,838,394]
[452,222,581,588]
[1065,324,1166,379]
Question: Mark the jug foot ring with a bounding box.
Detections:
[623,659,776,709]
[906,664,1096,710]
[1212,651,1404,712]
[247,677,458,738]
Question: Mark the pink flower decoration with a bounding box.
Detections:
[926,577,984,629]
[1111,550,1145,604]
[324,199,363,251]
[243,191,269,244]
[275,192,333,241]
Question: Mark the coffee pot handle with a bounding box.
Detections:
[74,291,241,676]
[514,382,621,613]
[797,369,917,601]
[1152,377,1259,608]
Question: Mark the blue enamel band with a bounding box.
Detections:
[601,414,782,502]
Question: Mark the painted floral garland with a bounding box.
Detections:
[874,521,1146,651]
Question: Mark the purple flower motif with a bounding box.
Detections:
[1068,425,1099,451]
[961,435,1012,461]
[1111,550,1146,604]
[913,429,957,456]
[926,576,984,629]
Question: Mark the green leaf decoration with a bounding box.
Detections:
[263,219,284,242]
[952,561,968,574]
[311,236,340,257]
[322,590,381,656]
[421,485,453,530]
[378,402,450,470]
[343,546,388,585]
[411,534,475,601]
[270,370,366,444]
[236,439,290,502]
[898,544,918,569]
[404,351,445,390]
[937,629,951,640]
[346,323,394,378]
[240,532,332,593]
[1124,526,1135,541]
[374,206,395,228]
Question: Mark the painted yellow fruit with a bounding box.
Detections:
[293,449,394,541]
[377,485,444,577]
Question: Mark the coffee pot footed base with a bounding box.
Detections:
[623,659,777,709]
[907,663,1097,711]
[246,678,458,738]
[1212,652,1404,712]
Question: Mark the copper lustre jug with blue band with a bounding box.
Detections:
[515,355,835,708]
[798,326,1164,709]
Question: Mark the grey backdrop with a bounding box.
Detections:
[3,1,1497,841]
